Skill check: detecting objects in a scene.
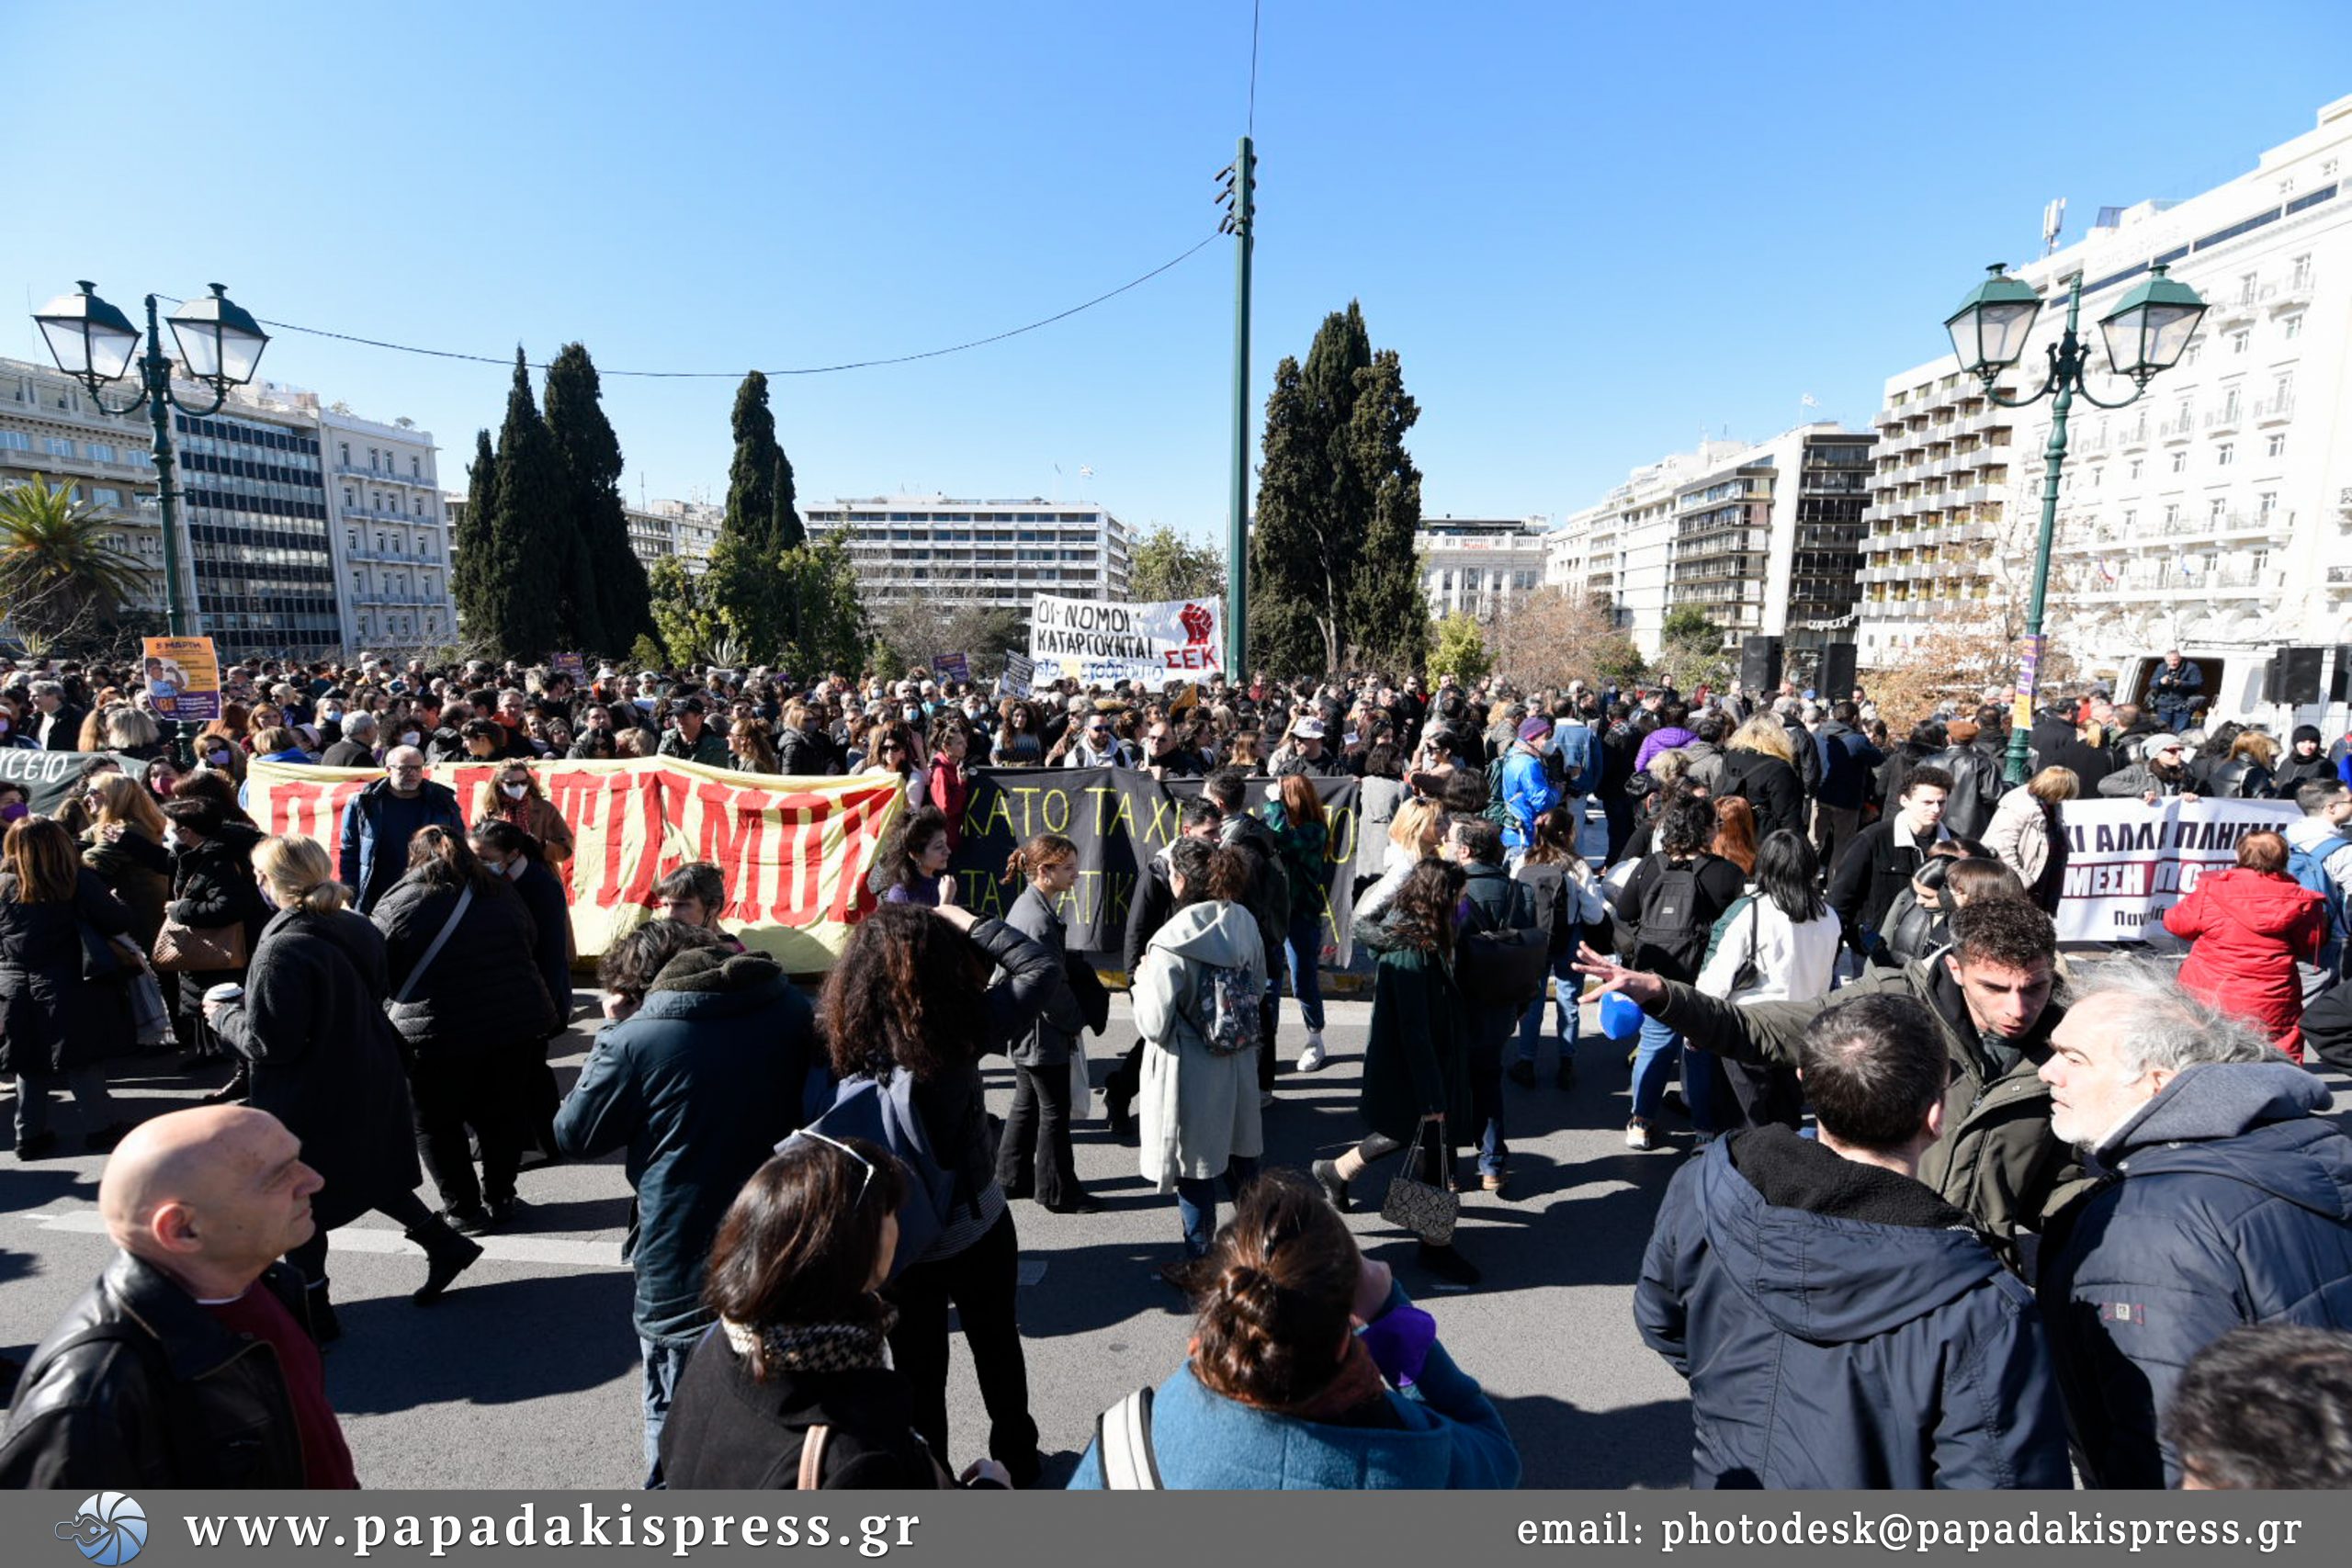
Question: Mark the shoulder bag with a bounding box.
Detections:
[1380,1116,1460,1247]
[152,915,248,976]
[390,886,474,1008]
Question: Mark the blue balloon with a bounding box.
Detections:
[1598,990,1645,1043]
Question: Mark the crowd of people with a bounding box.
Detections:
[2,646,2351,1493]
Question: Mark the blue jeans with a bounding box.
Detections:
[1513,951,1583,1065]
[639,1333,697,1488]
[1467,1030,1507,1178]
[1175,1156,1261,1258]
[1631,1012,1720,1132]
[1282,911,1326,1033]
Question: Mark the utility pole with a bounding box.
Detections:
[1222,137,1254,682]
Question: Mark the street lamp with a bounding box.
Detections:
[1940,262,2206,784]
[30,281,271,644]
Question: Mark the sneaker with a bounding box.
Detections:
[1416,1242,1483,1287]
[1481,1170,1509,1195]
[1309,1157,1352,1213]
[1297,1034,1328,1074]
[1505,1059,1536,1089]
[1625,1119,1654,1152]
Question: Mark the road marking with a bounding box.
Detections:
[14,1210,628,1270]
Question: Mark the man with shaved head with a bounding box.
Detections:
[336,743,463,915]
[0,1107,358,1487]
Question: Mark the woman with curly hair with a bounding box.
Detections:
[868,805,955,908]
[819,901,1061,1487]
[989,701,1045,768]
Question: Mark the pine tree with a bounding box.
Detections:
[485,348,566,660]
[543,343,653,653]
[452,428,498,645]
[723,371,781,550]
[707,370,809,658]
[1344,349,1427,672]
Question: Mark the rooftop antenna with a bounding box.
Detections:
[2041,197,2066,257]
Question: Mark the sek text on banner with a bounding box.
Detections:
[244,757,904,971]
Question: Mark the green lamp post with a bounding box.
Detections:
[1941,261,2206,784]
[32,282,270,765]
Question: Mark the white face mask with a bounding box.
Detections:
[401,731,422,748]
[164,829,181,852]
[502,782,528,800]
[205,748,232,767]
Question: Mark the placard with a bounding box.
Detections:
[142,636,220,723]
[1027,592,1221,689]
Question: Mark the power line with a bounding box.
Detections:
[161,231,1220,380]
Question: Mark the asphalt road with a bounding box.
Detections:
[0,987,1710,1489]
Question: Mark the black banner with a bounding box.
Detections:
[947,766,1361,973]
[0,749,149,817]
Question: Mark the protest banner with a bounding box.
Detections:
[2052,795,2301,942]
[550,652,586,681]
[0,749,147,817]
[245,757,905,972]
[999,651,1035,697]
[947,765,1359,973]
[931,652,971,683]
[1027,592,1221,689]
[142,636,220,723]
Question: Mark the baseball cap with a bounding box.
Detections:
[1294,717,1327,739]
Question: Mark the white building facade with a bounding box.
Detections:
[1417,516,1549,620]
[625,498,722,573]
[1,356,167,621]
[802,495,1134,614]
[1860,94,2352,719]
[322,408,453,649]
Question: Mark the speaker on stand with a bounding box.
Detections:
[1738,636,1783,694]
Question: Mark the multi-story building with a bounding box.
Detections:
[322,408,453,649]
[624,498,722,573]
[1860,93,2352,716]
[801,494,1134,614]
[171,382,339,658]
[1417,516,1549,620]
[0,356,166,621]
[1550,425,1874,669]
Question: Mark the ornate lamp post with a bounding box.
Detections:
[30,282,271,640]
[1942,262,2207,783]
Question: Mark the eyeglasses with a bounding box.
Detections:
[793,1128,876,1209]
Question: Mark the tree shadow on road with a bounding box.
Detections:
[325,1269,639,1414]
[1490,1392,1690,1489]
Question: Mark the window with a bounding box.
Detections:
[368,447,379,470]
[2170,450,2188,474]
[91,487,121,506]
[2291,254,2312,288]
[2210,498,2228,524]
[2163,502,2180,527]
[343,488,355,507]
[2283,314,2303,341]
[348,530,359,548]
[2126,457,2143,481]
[45,436,74,457]
[2230,330,2250,355]
[87,443,114,463]
[2239,272,2259,303]
[2216,443,2234,468]
[2267,433,2287,458]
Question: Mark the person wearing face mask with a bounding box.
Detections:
[993,834,1097,1214]
[159,796,271,1070]
[0,699,37,750]
[470,820,576,1167]
[205,835,484,1337]
[469,762,575,867]
[320,711,379,770]
[0,783,31,829]
[191,725,247,785]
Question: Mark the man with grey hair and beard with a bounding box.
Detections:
[2035,960,2352,1488]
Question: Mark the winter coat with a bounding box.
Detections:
[468,783,575,864]
[0,869,137,1078]
[1133,899,1266,1190]
[1694,893,1839,1005]
[1218,811,1290,964]
[1827,818,1931,957]
[2163,869,2325,1057]
[1637,1125,2071,1489]
[1928,744,2006,841]
[659,726,731,768]
[926,758,971,846]
[1813,721,1882,810]
[1634,726,1697,774]
[1654,957,2075,1275]
[1260,798,1331,919]
[1715,748,1804,840]
[1457,860,1536,1043]
[169,819,271,953]
[2098,761,2195,799]
[209,908,424,1229]
[508,859,575,1032]
[1354,776,1408,881]
[1123,840,1182,976]
[1984,787,2068,912]
[775,727,830,777]
[82,825,170,953]
[1498,746,1560,852]
[2039,1062,2352,1488]
[1351,935,1473,1145]
[1002,885,1084,1068]
[1069,1279,1519,1490]
[0,1253,314,1489]
[658,1332,952,1490]
[554,948,816,1341]
[336,777,465,914]
[372,872,557,1055]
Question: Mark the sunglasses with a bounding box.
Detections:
[792,1128,876,1209]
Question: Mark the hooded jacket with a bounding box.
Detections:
[2038,1062,2352,1488]
[2163,869,2325,1056]
[1637,1126,2070,1489]
[1134,898,1267,1190]
[554,948,816,1341]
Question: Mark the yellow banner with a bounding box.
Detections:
[243,758,905,972]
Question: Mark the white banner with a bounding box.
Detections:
[1027,592,1221,689]
[2053,796,2301,943]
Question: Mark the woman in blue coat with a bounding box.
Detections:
[1068,1170,1518,1489]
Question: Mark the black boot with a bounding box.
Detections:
[407,1217,484,1305]
[304,1280,343,1345]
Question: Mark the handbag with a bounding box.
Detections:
[1380,1117,1460,1247]
[79,920,130,983]
[128,963,172,1046]
[152,916,249,976]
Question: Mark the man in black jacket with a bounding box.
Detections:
[1829,765,1951,964]
[0,1106,353,1488]
[1448,816,1536,1195]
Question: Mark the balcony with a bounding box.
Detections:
[2326,565,2352,586]
[2253,392,2295,424]
[2203,405,2243,435]
[2115,418,2150,451]
[2157,415,2196,442]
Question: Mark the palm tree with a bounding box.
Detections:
[0,473,153,649]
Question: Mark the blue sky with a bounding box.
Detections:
[10,2,2347,540]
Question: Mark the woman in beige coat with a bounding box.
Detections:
[1984,765,2076,914]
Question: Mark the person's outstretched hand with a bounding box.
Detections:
[1571,942,1663,1007]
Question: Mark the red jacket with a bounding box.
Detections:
[2164,868,2326,1059]
[927,757,971,850]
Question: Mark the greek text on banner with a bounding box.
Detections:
[1027,592,1221,688]
[2052,795,2301,943]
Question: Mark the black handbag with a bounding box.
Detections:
[79,920,130,983]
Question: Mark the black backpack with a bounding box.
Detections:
[1454,875,1547,1010]
[1634,854,1714,976]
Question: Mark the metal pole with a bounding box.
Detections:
[1225,135,1253,683]
[2006,276,2081,786]
[140,294,191,639]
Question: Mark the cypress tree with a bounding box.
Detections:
[722,371,780,550]
[1250,301,1374,673]
[486,348,566,660]
[1344,349,1427,671]
[707,369,810,658]
[543,342,652,653]
[452,428,498,646]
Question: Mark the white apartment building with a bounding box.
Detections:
[1549,425,1874,668]
[1,356,167,620]
[1860,94,2352,719]
[1418,516,1549,619]
[802,495,1134,614]
[625,498,722,572]
[322,407,453,649]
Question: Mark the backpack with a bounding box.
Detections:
[2286,841,2350,953]
[1095,1387,1163,1489]
[1184,961,1263,1057]
[1454,875,1547,1009]
[1481,756,1510,826]
[1634,854,1714,976]
[791,1072,954,1280]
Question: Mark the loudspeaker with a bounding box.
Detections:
[1738,636,1783,693]
[1818,642,1859,699]
[2274,646,2325,706]
[2332,646,2352,705]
